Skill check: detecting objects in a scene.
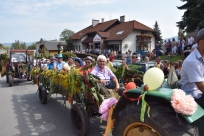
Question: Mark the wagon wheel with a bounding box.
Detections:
[39,85,47,104]
[112,102,199,136]
[70,103,90,136]
[6,67,9,83]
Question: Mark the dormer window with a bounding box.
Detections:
[79,33,83,35]
[116,31,124,35]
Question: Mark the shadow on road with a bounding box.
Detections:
[11,89,108,136]
[0,78,33,88]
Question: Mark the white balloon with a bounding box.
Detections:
[143,67,164,90]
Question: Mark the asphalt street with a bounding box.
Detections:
[0,76,109,136]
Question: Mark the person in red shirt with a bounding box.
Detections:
[80,56,95,75]
[109,52,114,62]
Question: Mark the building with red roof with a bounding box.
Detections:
[72,16,157,58]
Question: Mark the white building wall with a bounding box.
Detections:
[81,35,88,50]
[122,30,140,53]
[122,30,155,53]
[73,40,81,51]
[72,35,88,51]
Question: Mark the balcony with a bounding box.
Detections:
[136,35,152,42]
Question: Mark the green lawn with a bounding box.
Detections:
[160,55,185,62]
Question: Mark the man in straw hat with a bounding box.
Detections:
[53,54,66,71]
[180,28,204,108]
[80,56,95,74]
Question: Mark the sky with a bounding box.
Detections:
[0,0,185,43]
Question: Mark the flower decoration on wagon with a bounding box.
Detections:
[171,89,197,115]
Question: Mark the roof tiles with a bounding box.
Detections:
[86,19,118,33]
[105,21,134,41]
[133,20,154,31]
[72,25,92,40]
[97,32,109,38]
[41,41,66,50]
[72,19,155,41]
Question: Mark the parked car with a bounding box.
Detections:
[133,50,164,59]
[132,50,148,59]
[129,61,155,73]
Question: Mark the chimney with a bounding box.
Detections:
[101,18,104,23]
[120,15,125,22]
[92,19,99,27]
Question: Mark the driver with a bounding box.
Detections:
[180,28,204,108]
[91,55,119,90]
[53,54,66,71]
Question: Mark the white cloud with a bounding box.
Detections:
[0,0,117,17]
[0,0,185,42]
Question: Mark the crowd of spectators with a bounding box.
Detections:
[154,56,183,80]
[162,35,196,58]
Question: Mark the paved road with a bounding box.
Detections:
[0,77,109,136]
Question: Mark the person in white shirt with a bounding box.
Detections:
[191,34,198,52]
[187,35,194,48]
[41,60,47,69]
[181,38,186,55]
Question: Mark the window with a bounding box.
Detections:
[141,31,147,34]
[11,52,27,62]
[79,33,83,35]
[116,31,124,35]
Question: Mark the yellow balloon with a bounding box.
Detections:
[143,67,164,90]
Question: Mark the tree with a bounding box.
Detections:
[64,37,74,52]
[11,41,27,49]
[59,29,74,41]
[153,21,162,41]
[177,0,204,33]
[11,40,20,49]
[20,42,27,49]
[28,43,36,50]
